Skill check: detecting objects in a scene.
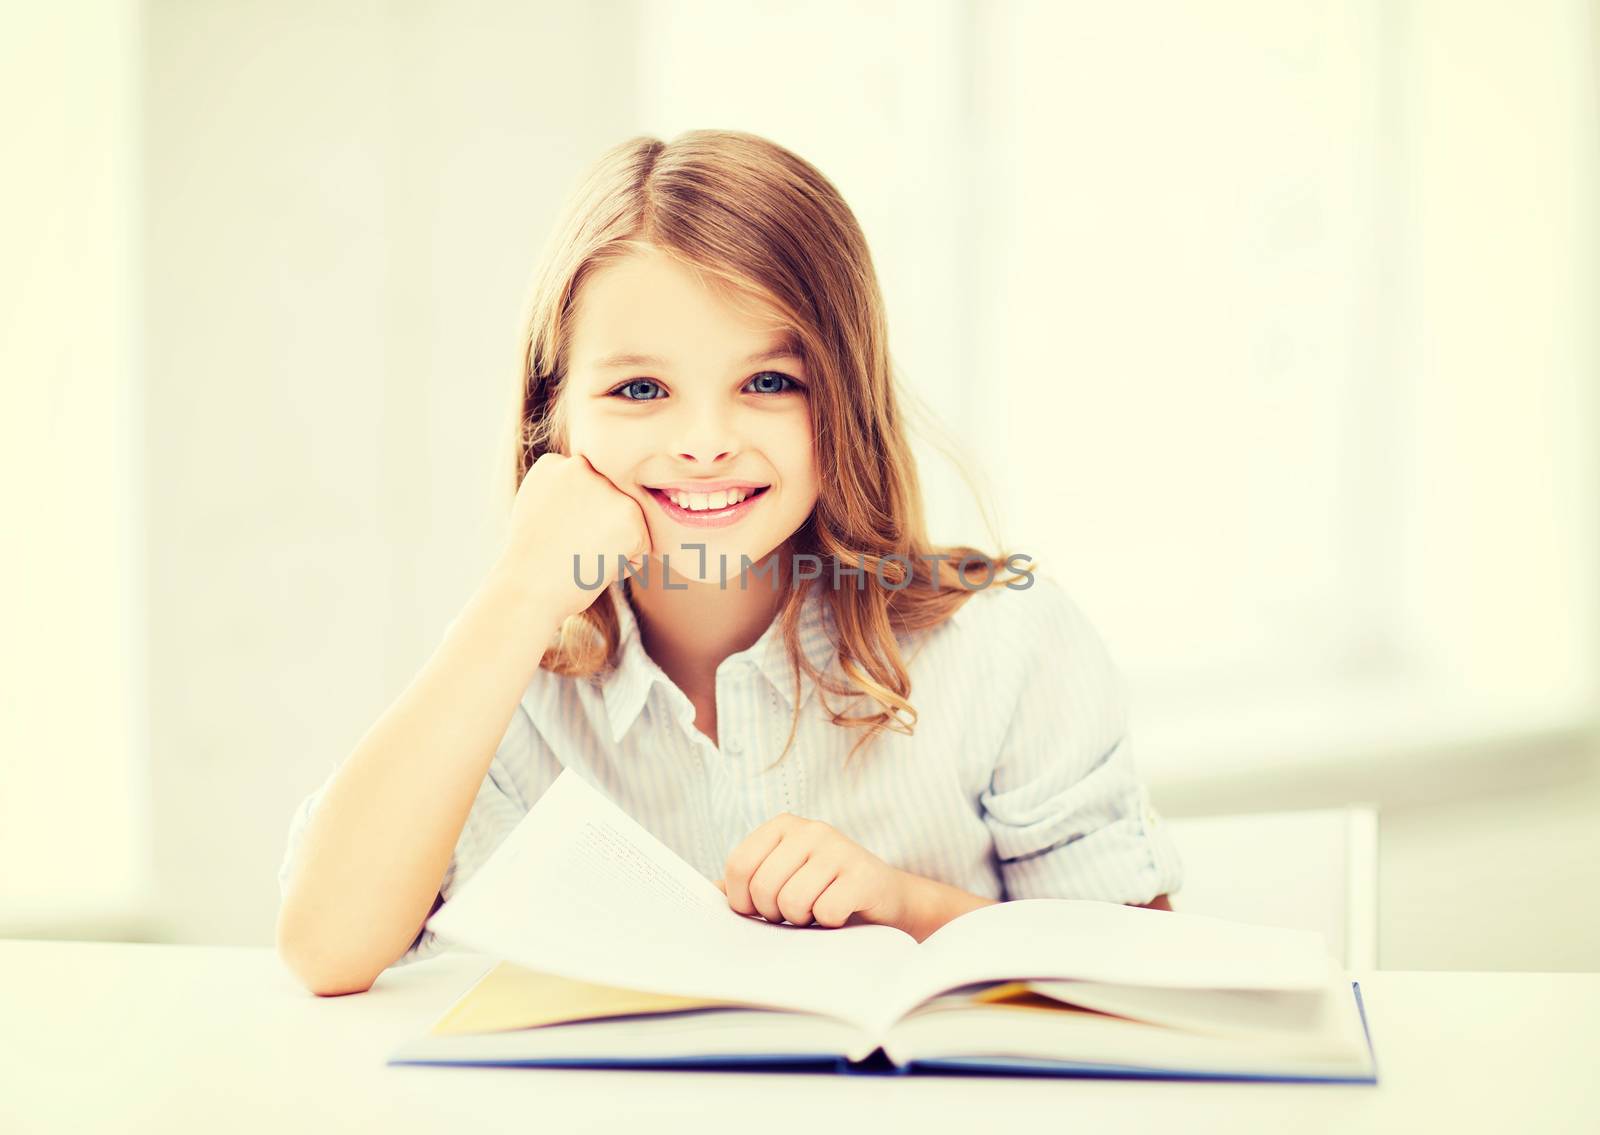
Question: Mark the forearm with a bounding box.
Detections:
[276,568,563,995]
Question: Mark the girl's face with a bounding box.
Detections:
[560,245,820,585]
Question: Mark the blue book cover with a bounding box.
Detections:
[389,979,1378,1085]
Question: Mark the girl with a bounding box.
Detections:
[276,130,1183,996]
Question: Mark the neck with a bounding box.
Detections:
[624,547,794,696]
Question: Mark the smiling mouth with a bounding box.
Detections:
[646,485,771,513]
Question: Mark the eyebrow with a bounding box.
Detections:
[591,340,803,371]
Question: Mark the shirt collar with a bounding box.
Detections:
[596,579,841,745]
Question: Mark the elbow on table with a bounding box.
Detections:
[274,903,384,997]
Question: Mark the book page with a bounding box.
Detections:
[883,980,1375,1077]
[1022,961,1362,1046]
[871,898,1339,1029]
[425,769,917,1033]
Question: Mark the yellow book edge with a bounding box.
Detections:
[429,962,751,1036]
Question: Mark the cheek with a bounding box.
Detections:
[565,414,639,474]
[764,418,817,486]
[782,455,820,514]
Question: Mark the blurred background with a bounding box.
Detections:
[3,0,1596,970]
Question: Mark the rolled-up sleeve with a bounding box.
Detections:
[276,697,553,968]
[978,577,1184,905]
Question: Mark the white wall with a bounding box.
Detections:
[140,0,640,945]
[1379,740,1600,971]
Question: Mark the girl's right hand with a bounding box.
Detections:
[494,450,651,622]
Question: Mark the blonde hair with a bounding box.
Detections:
[502,129,1033,767]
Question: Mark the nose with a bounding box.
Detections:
[671,400,739,466]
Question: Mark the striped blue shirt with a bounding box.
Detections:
[278,571,1185,965]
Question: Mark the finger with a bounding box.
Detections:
[722,824,788,916]
[747,836,813,924]
[775,857,840,927]
[713,879,726,894]
[811,875,866,930]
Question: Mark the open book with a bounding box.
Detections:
[390,770,1378,1083]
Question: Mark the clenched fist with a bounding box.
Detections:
[714,813,910,930]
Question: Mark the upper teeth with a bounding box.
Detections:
[668,488,750,511]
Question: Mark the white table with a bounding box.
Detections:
[1,940,1594,1134]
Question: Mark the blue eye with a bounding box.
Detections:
[606,371,804,401]
[612,379,666,401]
[746,371,802,395]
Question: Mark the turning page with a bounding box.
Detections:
[425,769,918,1031]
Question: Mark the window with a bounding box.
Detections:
[636,0,1600,790]
[0,1,151,929]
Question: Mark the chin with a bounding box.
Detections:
[649,538,783,588]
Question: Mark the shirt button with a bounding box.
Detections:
[725,739,743,754]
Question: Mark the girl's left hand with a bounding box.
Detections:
[714,813,909,930]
